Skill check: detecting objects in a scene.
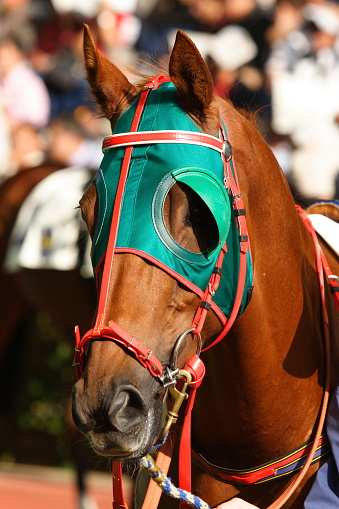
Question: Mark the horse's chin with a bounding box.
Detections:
[91,443,154,461]
[89,434,158,461]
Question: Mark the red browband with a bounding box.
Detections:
[102,130,225,153]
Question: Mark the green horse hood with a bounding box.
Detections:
[92,81,253,318]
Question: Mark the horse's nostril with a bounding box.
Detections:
[73,382,147,435]
[83,417,96,432]
[107,385,147,432]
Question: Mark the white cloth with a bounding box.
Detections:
[5,167,93,274]
[308,213,339,256]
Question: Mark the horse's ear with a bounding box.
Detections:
[169,31,217,127]
[83,24,138,123]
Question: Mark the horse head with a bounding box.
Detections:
[71,26,339,509]
[72,26,234,460]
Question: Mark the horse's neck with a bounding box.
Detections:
[193,106,325,466]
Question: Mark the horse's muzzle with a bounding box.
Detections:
[72,377,163,459]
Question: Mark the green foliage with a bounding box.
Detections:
[0,311,77,466]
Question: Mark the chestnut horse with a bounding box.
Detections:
[72,26,339,508]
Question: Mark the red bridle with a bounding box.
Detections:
[73,75,250,384]
[72,75,251,508]
[72,75,339,509]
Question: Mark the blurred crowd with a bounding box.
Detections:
[1,0,339,201]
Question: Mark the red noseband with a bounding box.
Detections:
[73,320,163,381]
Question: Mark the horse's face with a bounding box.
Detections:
[73,182,219,458]
[72,26,224,460]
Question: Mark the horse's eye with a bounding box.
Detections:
[189,206,203,225]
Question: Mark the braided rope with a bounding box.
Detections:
[140,455,211,509]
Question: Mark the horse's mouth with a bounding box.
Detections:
[88,430,159,461]
[86,403,164,461]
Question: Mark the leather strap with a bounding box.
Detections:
[199,118,251,352]
[94,87,151,333]
[178,356,206,495]
[112,461,128,509]
[141,426,181,509]
[191,434,330,485]
[102,130,224,153]
[265,206,333,509]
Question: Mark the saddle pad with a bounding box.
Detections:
[308,213,339,257]
[5,167,93,275]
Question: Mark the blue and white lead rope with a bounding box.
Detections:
[139,455,211,509]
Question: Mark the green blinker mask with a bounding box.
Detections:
[92,81,253,319]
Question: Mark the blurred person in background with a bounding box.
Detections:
[47,111,104,170]
[31,13,92,118]
[0,0,39,54]
[45,0,141,74]
[166,24,268,112]
[0,31,51,180]
[221,0,273,70]
[95,0,141,71]
[135,0,197,67]
[175,0,226,31]
[266,0,305,45]
[264,0,304,189]
[208,26,270,113]
[0,32,50,130]
[167,0,273,120]
[178,0,274,69]
[8,123,46,174]
[266,1,339,201]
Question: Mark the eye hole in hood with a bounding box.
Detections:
[153,167,231,262]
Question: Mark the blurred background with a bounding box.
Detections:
[0,0,339,507]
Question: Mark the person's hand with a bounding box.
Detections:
[215,498,260,509]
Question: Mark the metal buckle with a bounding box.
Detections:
[159,328,202,436]
[222,139,233,161]
[161,369,192,439]
[159,365,180,389]
[140,79,157,91]
[139,350,153,361]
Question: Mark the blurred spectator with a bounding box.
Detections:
[32,17,91,118]
[49,0,98,18]
[266,0,305,45]
[0,33,51,129]
[96,0,141,70]
[176,0,273,69]
[167,22,270,113]
[0,0,38,54]
[266,1,339,200]
[177,0,228,31]
[136,0,197,64]
[222,0,274,70]
[9,123,46,174]
[47,112,104,169]
[168,25,258,96]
